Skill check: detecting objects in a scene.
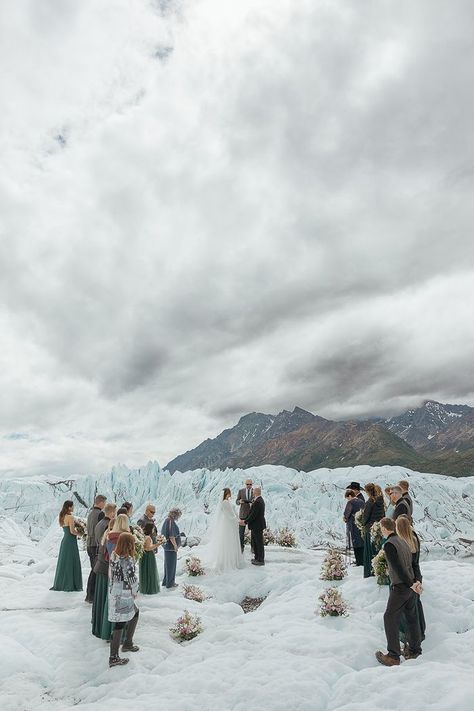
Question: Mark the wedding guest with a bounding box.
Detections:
[398,480,414,517]
[139,522,161,594]
[85,494,107,603]
[122,502,134,517]
[390,486,411,521]
[161,508,182,588]
[347,481,365,501]
[137,504,157,536]
[362,483,385,578]
[236,478,254,553]
[375,518,422,666]
[92,503,117,640]
[50,500,83,592]
[108,532,140,667]
[106,514,130,558]
[384,487,395,518]
[343,489,364,566]
[242,486,266,566]
[396,515,426,651]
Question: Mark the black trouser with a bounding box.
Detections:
[110,610,139,658]
[384,584,422,659]
[251,529,264,563]
[239,524,246,552]
[354,547,364,566]
[86,546,98,601]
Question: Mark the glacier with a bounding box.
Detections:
[0,463,473,710]
[0,463,473,557]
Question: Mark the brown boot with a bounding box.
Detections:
[403,648,421,660]
[375,651,400,667]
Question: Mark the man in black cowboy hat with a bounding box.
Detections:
[347,482,365,502]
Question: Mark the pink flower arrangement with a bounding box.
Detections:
[183,584,209,603]
[275,528,297,548]
[74,519,87,539]
[318,587,349,617]
[170,610,203,642]
[263,528,276,545]
[320,549,347,581]
[370,521,383,550]
[185,556,205,576]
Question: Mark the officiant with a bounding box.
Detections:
[236,478,254,553]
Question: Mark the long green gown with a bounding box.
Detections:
[92,572,112,639]
[139,550,160,594]
[50,526,83,592]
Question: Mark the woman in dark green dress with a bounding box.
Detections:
[362,483,385,578]
[139,522,160,594]
[50,500,83,592]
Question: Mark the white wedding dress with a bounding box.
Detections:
[210,498,245,573]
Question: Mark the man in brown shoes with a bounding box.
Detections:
[375,517,422,667]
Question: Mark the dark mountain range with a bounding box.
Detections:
[165,401,474,476]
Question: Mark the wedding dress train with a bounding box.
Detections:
[211,498,245,573]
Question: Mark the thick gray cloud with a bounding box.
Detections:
[1,0,473,476]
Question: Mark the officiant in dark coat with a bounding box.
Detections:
[241,487,266,566]
[236,478,254,552]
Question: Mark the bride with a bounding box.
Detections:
[210,488,245,573]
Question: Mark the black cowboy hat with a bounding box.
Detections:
[348,481,361,490]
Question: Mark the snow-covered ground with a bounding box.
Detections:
[0,464,473,710]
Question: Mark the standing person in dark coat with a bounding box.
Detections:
[398,480,413,518]
[347,482,365,502]
[343,490,364,566]
[85,495,107,603]
[161,508,182,588]
[241,487,266,566]
[236,478,254,553]
[362,483,385,578]
[375,518,422,666]
[390,486,412,521]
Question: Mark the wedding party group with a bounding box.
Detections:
[342,479,425,666]
[50,479,266,667]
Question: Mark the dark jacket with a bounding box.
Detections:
[245,496,266,531]
[86,506,104,548]
[363,495,385,527]
[402,492,413,516]
[383,533,415,587]
[393,498,411,521]
[344,497,364,548]
[93,517,111,576]
[412,531,422,582]
[356,491,365,502]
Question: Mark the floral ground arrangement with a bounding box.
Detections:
[318,587,350,617]
[185,556,205,576]
[169,610,203,642]
[183,584,209,603]
[320,549,347,581]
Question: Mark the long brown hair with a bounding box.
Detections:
[223,488,231,500]
[396,516,418,553]
[364,483,377,501]
[115,532,135,558]
[59,500,74,526]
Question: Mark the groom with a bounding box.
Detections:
[241,487,266,566]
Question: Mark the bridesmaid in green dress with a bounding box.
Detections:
[139,522,160,594]
[50,500,83,592]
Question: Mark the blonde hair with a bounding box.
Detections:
[101,517,116,546]
[112,513,130,534]
[396,516,418,553]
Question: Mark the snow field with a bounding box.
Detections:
[1,538,473,711]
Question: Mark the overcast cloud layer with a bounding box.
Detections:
[1,0,473,477]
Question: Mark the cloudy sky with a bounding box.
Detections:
[1,0,473,477]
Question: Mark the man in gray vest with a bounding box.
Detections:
[375,517,422,666]
[85,494,107,602]
[236,478,254,553]
[390,486,412,521]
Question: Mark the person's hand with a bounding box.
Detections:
[239,520,245,525]
[411,582,420,594]
[415,581,423,594]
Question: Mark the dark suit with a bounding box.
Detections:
[236,487,254,551]
[245,496,266,563]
